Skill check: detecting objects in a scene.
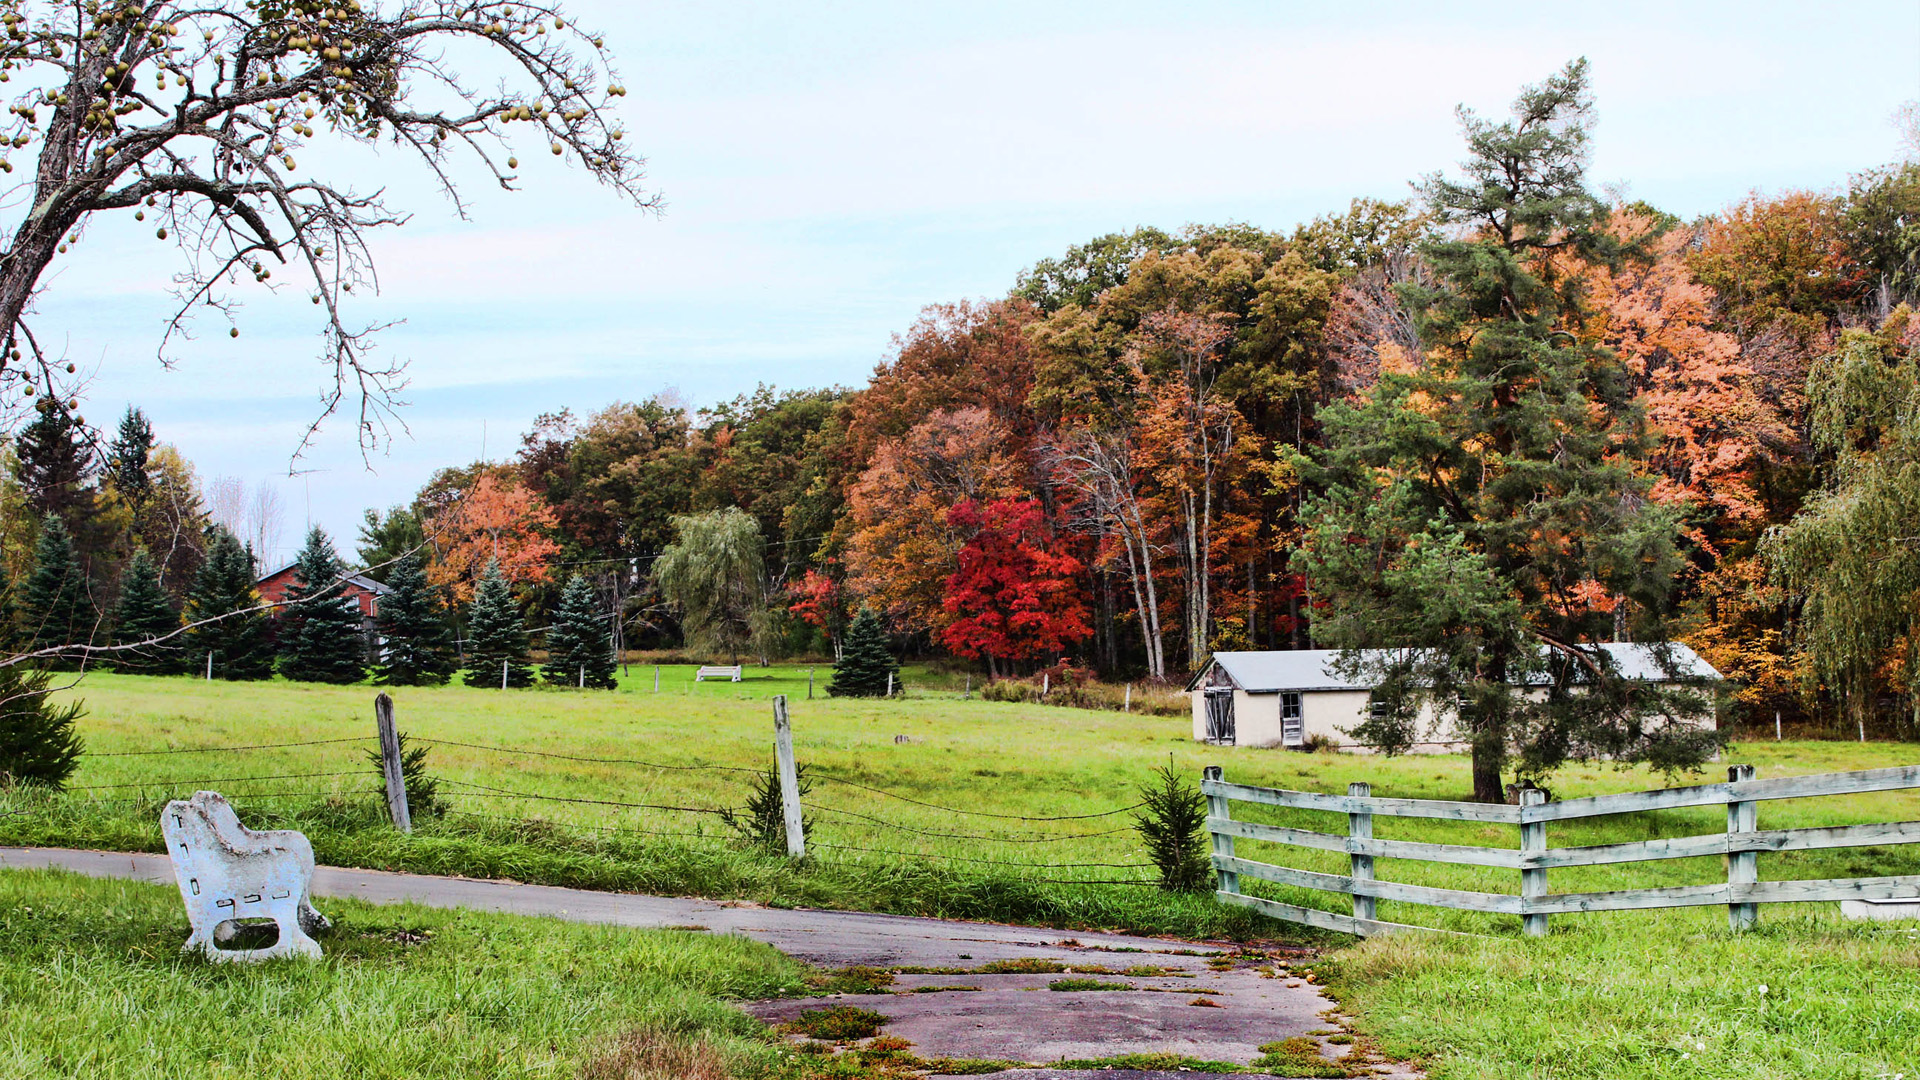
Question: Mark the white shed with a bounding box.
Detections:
[1185,645,1722,751]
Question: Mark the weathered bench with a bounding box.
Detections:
[161,790,329,962]
[695,665,743,682]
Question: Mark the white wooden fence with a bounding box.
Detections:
[1202,763,1920,937]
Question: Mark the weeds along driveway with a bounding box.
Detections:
[2,846,1415,1076]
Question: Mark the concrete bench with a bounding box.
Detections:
[161,791,329,962]
[695,665,743,682]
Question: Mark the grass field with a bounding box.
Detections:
[5,667,1920,1078]
[0,868,813,1080]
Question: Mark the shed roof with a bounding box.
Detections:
[257,562,394,596]
[1187,644,1722,694]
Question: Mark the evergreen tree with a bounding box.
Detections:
[827,607,899,698]
[0,560,15,653]
[356,506,426,584]
[542,574,617,689]
[106,407,156,515]
[374,553,455,687]
[0,662,84,788]
[11,401,95,523]
[111,549,183,674]
[277,527,368,684]
[182,526,274,680]
[463,559,533,688]
[1295,60,1716,802]
[20,515,91,662]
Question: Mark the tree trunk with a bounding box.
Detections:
[1470,743,1505,804]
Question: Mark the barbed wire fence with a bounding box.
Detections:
[0,692,1164,888]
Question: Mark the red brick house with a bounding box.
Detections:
[255,563,393,618]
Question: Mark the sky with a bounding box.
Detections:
[22,0,1920,567]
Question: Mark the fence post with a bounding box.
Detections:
[1520,788,1548,937]
[1727,763,1757,930]
[578,663,585,689]
[772,694,806,858]
[808,667,815,700]
[500,658,508,691]
[1042,672,1049,697]
[654,665,660,692]
[1124,684,1131,711]
[964,673,971,699]
[374,692,412,834]
[1775,710,1782,741]
[1203,765,1237,897]
[1348,782,1375,924]
[886,671,894,698]
[206,651,214,681]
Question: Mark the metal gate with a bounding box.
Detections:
[1204,688,1236,744]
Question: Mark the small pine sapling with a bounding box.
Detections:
[364,731,443,818]
[0,664,85,789]
[1134,761,1211,892]
[722,762,813,853]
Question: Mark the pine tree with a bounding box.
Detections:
[11,401,95,523]
[20,515,91,662]
[106,407,156,516]
[463,559,533,688]
[183,526,274,680]
[542,574,617,689]
[827,607,899,698]
[276,527,368,684]
[0,662,84,788]
[111,549,183,674]
[374,553,455,687]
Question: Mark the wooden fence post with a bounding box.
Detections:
[206,651,214,681]
[374,692,411,834]
[1728,763,1757,930]
[964,673,971,700]
[1204,765,1237,897]
[772,695,806,858]
[1124,684,1131,711]
[500,658,508,691]
[808,667,815,700]
[886,671,894,698]
[1348,782,1375,924]
[1520,788,1547,937]
[654,665,660,692]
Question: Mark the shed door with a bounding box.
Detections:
[1204,689,1236,745]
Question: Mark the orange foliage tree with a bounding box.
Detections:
[426,471,562,603]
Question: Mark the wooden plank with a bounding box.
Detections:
[1741,820,1920,854]
[1350,782,1375,924]
[1528,832,1728,868]
[1738,874,1920,905]
[1216,855,1526,914]
[1527,765,1920,823]
[1204,779,1521,823]
[1522,781,1731,823]
[1519,788,1548,937]
[1735,765,1920,803]
[771,696,805,859]
[1526,882,1729,914]
[1209,818,1526,868]
[1215,891,1472,938]
[1208,817,1348,853]
[1727,764,1758,931]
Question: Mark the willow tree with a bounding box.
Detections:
[1765,322,1920,731]
[1295,60,1718,802]
[652,507,773,665]
[0,0,650,448]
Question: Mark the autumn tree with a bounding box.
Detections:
[0,0,651,451]
[1296,60,1718,802]
[425,471,560,603]
[941,498,1091,676]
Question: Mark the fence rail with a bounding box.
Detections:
[1202,763,1920,937]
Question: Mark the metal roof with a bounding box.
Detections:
[1188,643,1722,694]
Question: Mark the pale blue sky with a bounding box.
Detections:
[39,0,1920,564]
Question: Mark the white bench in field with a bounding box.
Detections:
[161,791,329,962]
[695,665,743,682]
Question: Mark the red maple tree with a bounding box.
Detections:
[940,498,1092,674]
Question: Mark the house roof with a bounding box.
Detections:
[1186,644,1723,694]
[257,562,394,595]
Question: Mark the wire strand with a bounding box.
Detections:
[92,737,372,757]
[64,771,364,791]
[808,841,1152,870]
[808,804,1137,843]
[413,738,761,774]
[810,771,1144,821]
[438,778,727,815]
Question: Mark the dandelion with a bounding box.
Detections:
[1757,983,1769,996]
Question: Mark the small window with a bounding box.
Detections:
[1370,696,1391,720]
[1281,692,1304,748]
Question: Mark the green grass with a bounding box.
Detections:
[0,867,810,1079]
[9,669,1920,1077]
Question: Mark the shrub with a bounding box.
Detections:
[363,731,443,818]
[1135,761,1211,892]
[721,761,813,853]
[0,663,84,789]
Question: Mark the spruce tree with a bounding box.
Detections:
[182,526,274,680]
[0,662,84,789]
[277,527,368,684]
[20,515,91,662]
[463,559,533,688]
[106,407,156,515]
[542,574,617,689]
[111,549,183,674]
[375,553,455,687]
[11,401,94,523]
[827,607,899,698]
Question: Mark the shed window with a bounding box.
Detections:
[1281,692,1303,748]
